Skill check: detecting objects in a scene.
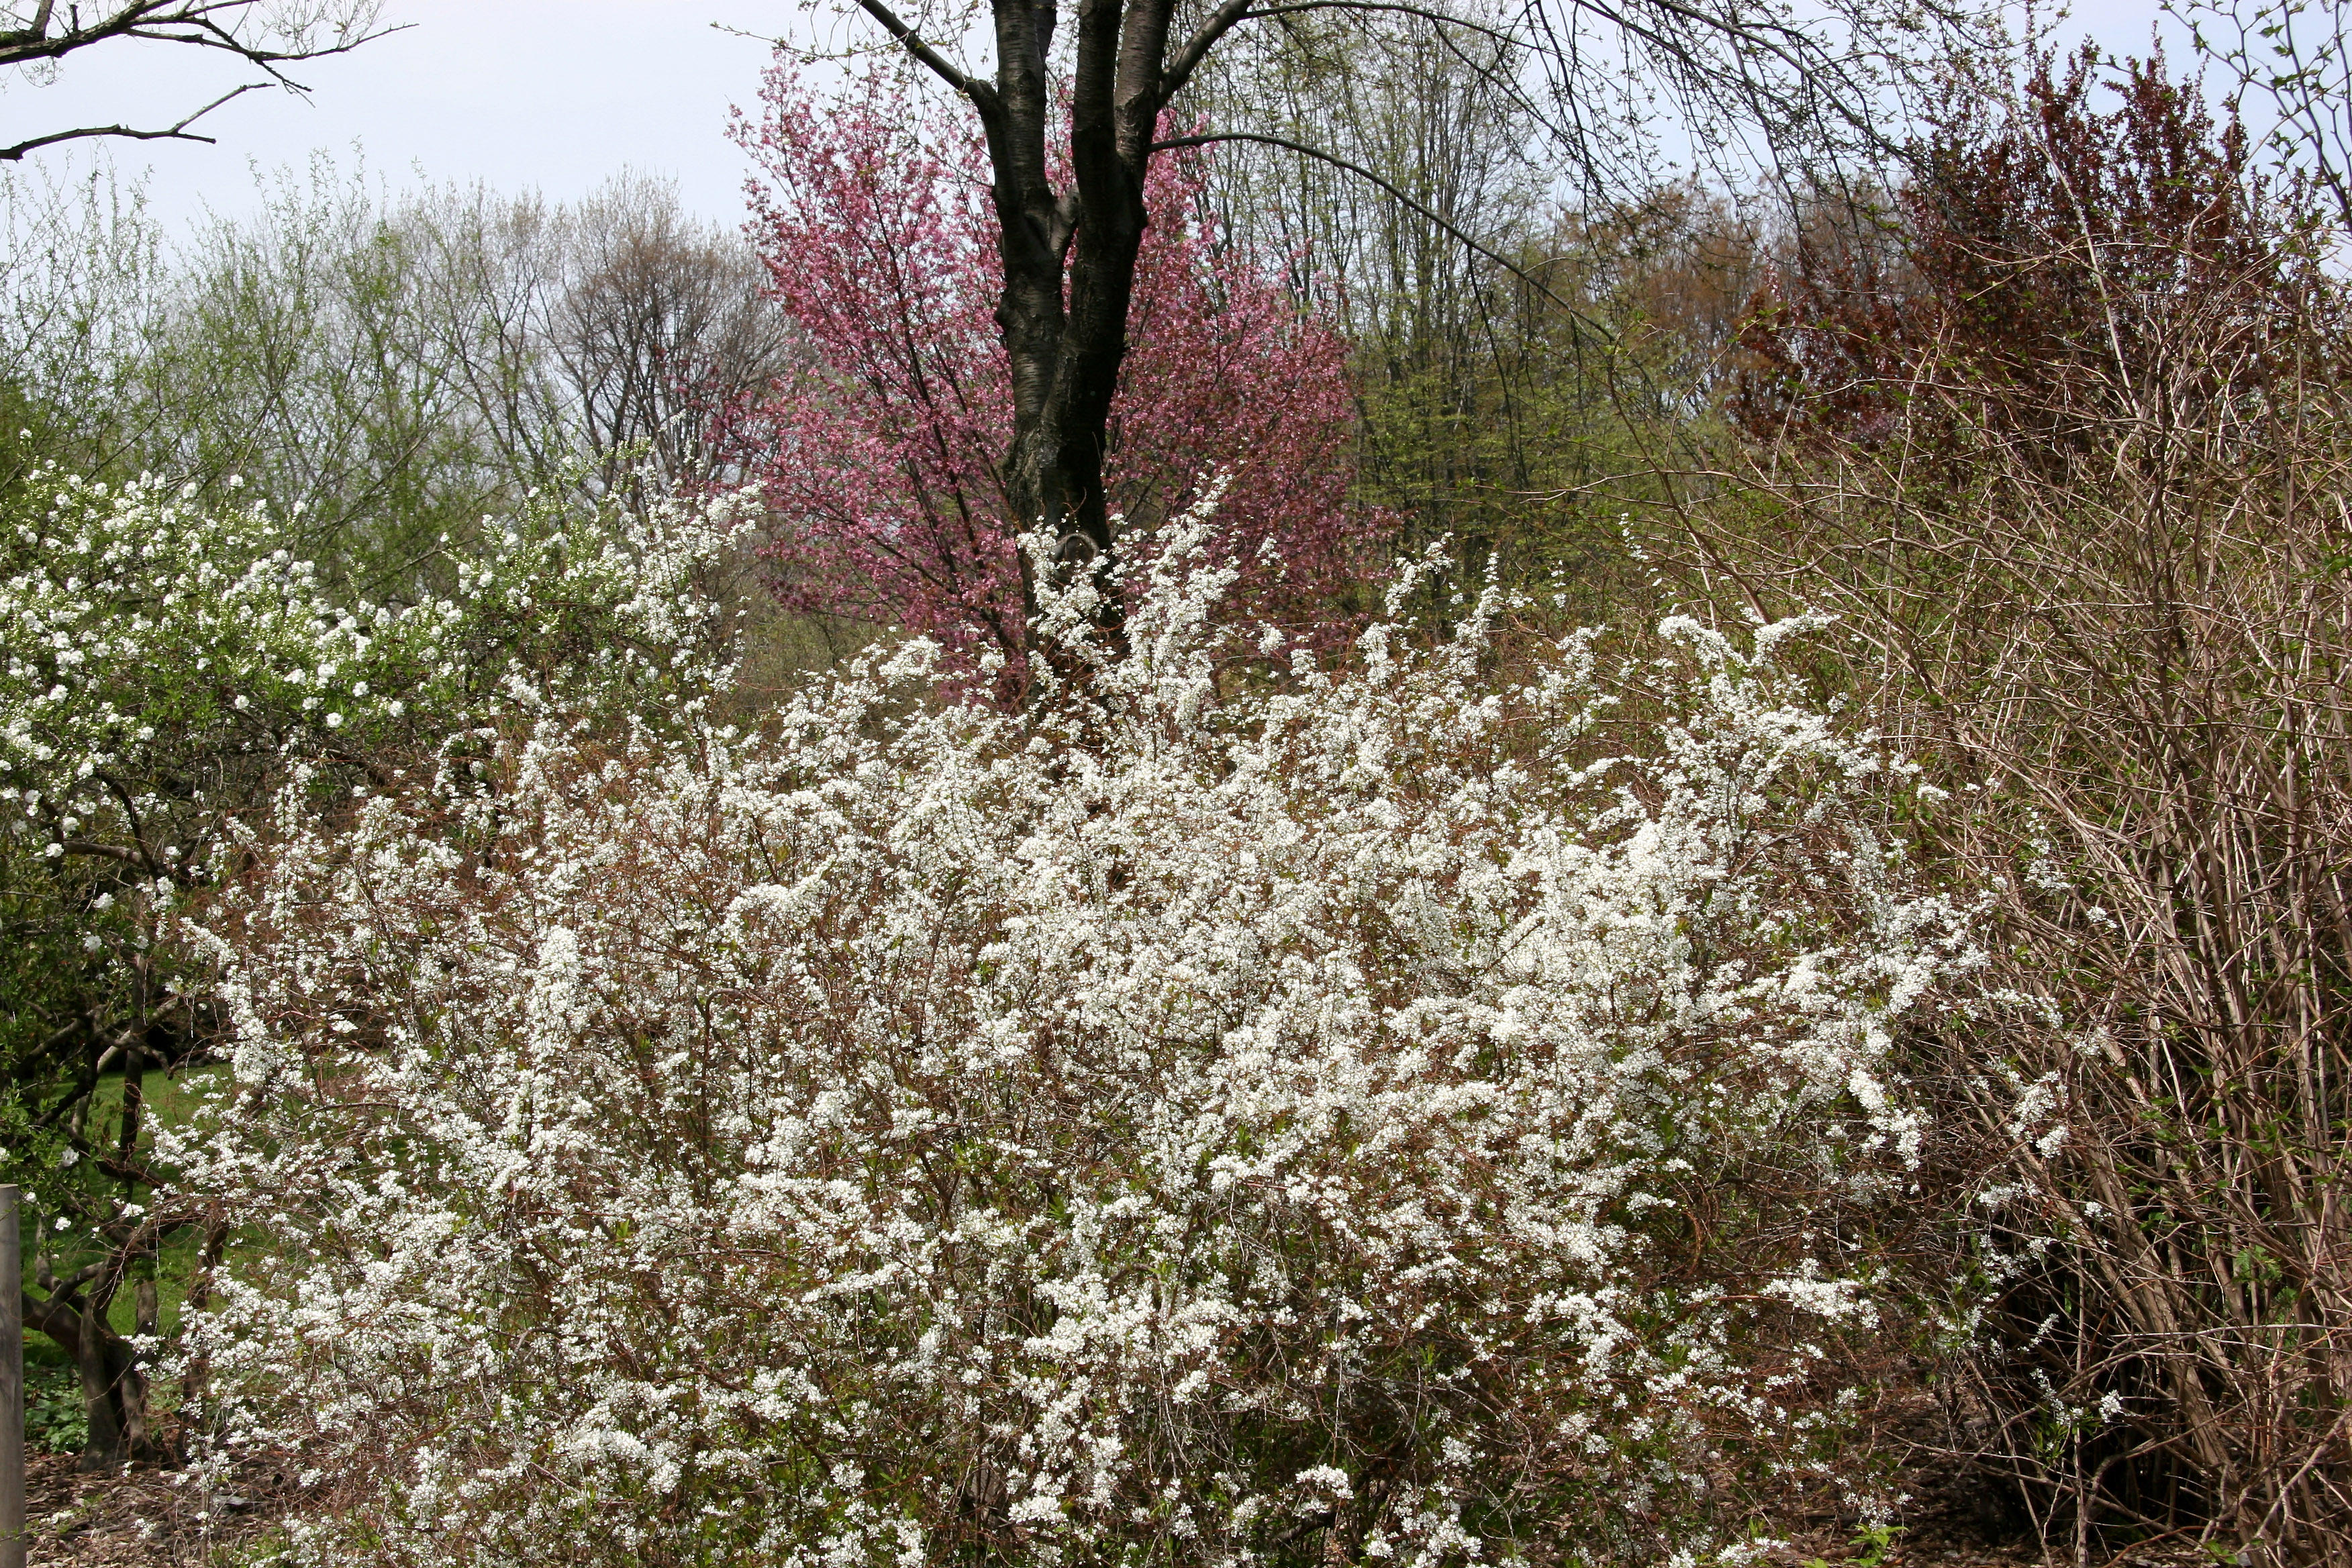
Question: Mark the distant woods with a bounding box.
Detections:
[0,163,793,584]
[0,122,1761,626]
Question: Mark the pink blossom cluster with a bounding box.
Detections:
[728,63,1375,689]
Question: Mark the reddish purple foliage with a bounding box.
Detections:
[728,62,1377,686]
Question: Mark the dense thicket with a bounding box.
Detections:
[0,469,744,1467]
[1711,50,2352,1557]
[179,533,1968,1565]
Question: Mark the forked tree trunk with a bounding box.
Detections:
[857,0,1237,652]
[23,1273,153,1472]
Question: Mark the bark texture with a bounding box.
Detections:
[855,0,1243,634]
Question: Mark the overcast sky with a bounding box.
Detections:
[4,0,2190,238]
[4,1,801,233]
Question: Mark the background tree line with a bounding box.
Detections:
[0,160,790,565]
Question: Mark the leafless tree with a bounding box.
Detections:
[552,173,799,504]
[0,1,389,162]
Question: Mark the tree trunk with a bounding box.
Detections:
[72,1286,126,1471]
[899,0,1183,654]
[1030,0,1154,582]
[21,1277,148,1472]
[23,1020,164,1472]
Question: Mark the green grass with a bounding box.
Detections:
[21,1063,222,1376]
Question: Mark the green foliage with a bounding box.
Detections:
[27,1349,88,1455]
[1349,209,1744,610]
[1801,1522,1904,1568]
[1189,23,1749,612]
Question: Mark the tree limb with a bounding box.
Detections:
[0,80,260,160]
[0,1,388,70]
[58,838,143,863]
[1163,0,1528,102]
[0,2,395,159]
[1161,0,1261,105]
[849,0,987,101]
[1150,130,1614,339]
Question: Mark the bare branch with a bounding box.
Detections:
[58,838,144,864]
[0,2,396,158]
[1163,0,1530,103]
[848,0,986,99]
[1161,0,1261,104]
[0,79,256,161]
[0,1,390,70]
[1151,129,1613,339]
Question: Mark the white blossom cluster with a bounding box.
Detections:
[0,470,742,879]
[170,519,1973,1566]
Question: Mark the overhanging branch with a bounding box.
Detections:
[0,1,394,71]
[0,79,257,160]
[850,0,986,99]
[1165,0,1528,103]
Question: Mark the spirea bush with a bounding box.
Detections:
[171,522,1972,1566]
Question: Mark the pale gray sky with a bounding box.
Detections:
[5,0,2191,237]
[6,1,801,232]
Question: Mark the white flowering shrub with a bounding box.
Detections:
[0,468,743,1465]
[1,470,740,878]
[174,523,1971,1565]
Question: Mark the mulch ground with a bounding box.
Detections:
[16,1442,2218,1567]
[23,1449,293,1567]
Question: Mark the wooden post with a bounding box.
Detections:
[0,1183,23,1568]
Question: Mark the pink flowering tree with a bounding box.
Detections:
[729,63,1373,687]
